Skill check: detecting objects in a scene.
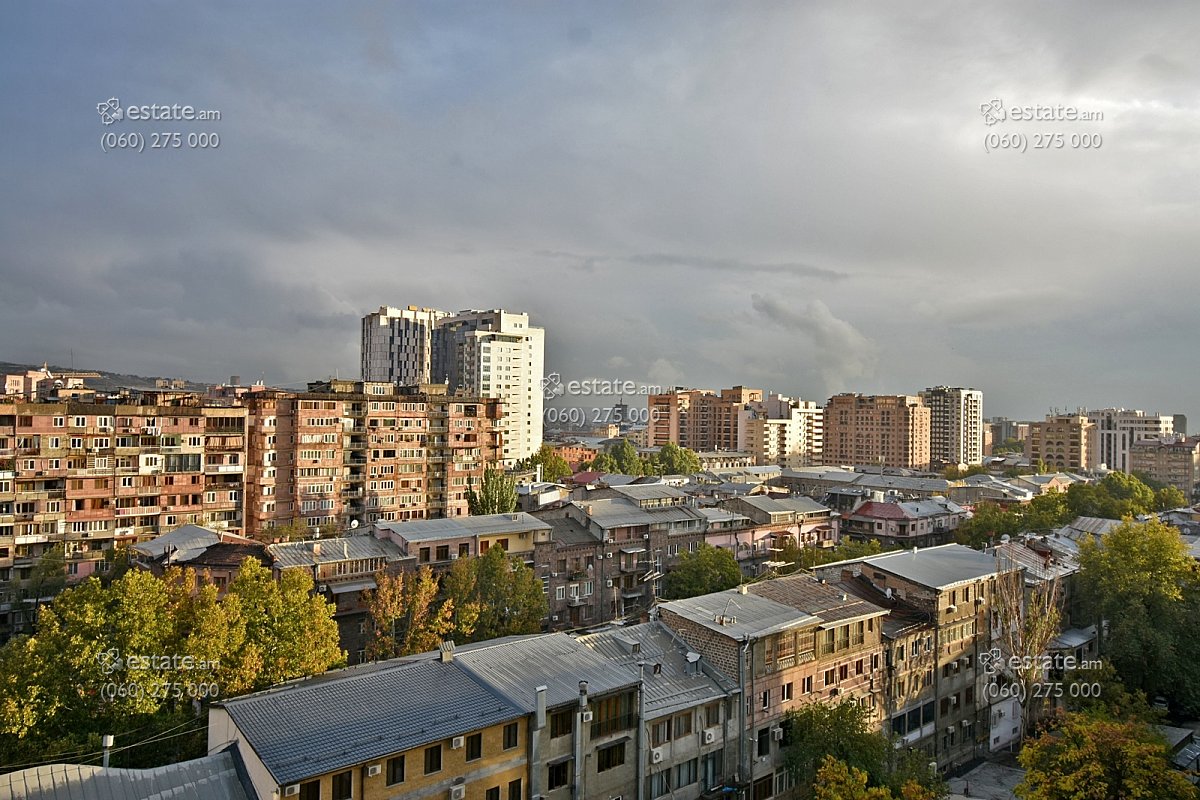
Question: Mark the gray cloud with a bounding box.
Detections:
[2,1,1199,422]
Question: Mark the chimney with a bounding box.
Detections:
[439,640,456,663]
[311,541,321,557]
[578,680,589,709]
[738,584,748,595]
[535,685,548,730]
[343,540,348,559]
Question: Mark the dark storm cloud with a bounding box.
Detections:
[1,1,1198,421]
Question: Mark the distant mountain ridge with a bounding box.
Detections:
[0,360,210,393]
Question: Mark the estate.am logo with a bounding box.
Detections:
[979,98,1006,125]
[97,97,124,125]
[541,372,566,401]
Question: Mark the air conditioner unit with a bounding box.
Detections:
[551,615,559,622]
[771,727,784,741]
[451,736,465,750]
[318,584,329,593]
[450,787,466,800]
[950,696,958,706]
[642,533,650,539]
[605,579,614,587]
[702,728,716,745]
[946,605,958,613]
[366,764,382,777]
[975,597,984,606]
[960,719,971,729]
[651,747,665,764]
[550,572,558,577]
[945,726,955,735]
[605,553,613,558]
[284,786,299,797]
[582,710,594,723]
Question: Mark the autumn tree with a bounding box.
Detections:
[1016,714,1199,800]
[662,543,741,600]
[472,545,547,640]
[467,465,518,515]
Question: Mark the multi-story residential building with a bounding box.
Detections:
[1082,408,1174,473]
[840,497,968,549]
[0,398,247,595]
[919,387,984,467]
[361,306,544,463]
[1174,414,1188,436]
[648,387,763,453]
[210,645,530,800]
[578,622,741,800]
[1025,415,1095,471]
[817,545,1013,770]
[372,512,551,571]
[822,395,932,471]
[660,577,888,800]
[738,394,824,469]
[361,305,451,385]
[243,381,503,537]
[696,451,755,471]
[1130,435,1200,500]
[775,468,951,501]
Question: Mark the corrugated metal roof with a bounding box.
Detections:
[454,633,640,711]
[0,750,249,800]
[375,512,552,542]
[608,484,689,501]
[131,524,221,559]
[734,496,830,516]
[660,589,822,640]
[221,658,522,786]
[745,573,888,626]
[545,517,601,547]
[859,544,1001,590]
[267,535,404,569]
[577,622,735,719]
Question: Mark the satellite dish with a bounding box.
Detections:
[350,519,360,529]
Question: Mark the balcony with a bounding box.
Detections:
[205,464,244,475]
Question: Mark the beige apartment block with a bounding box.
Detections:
[1024,415,1094,471]
[822,394,932,471]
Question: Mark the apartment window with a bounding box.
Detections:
[486,789,500,800]
[466,732,482,761]
[419,547,431,564]
[551,709,573,738]
[760,689,770,711]
[556,586,566,601]
[782,682,794,702]
[803,675,814,694]
[650,772,671,798]
[674,712,693,738]
[548,761,570,791]
[331,771,352,800]
[508,779,522,800]
[675,758,698,787]
[651,719,672,747]
[597,741,626,772]
[705,701,721,727]
[503,722,519,749]
[824,668,836,686]
[757,727,771,757]
[424,744,442,774]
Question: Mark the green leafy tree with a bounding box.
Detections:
[467,465,518,515]
[781,702,890,797]
[662,543,741,600]
[1155,485,1187,510]
[1076,517,1198,712]
[608,439,646,475]
[993,438,1025,455]
[1062,660,1159,724]
[795,539,888,571]
[813,756,895,800]
[440,555,482,642]
[954,502,1021,548]
[1022,492,1072,531]
[1016,713,1199,800]
[588,451,618,473]
[516,444,573,483]
[651,442,702,475]
[473,546,548,640]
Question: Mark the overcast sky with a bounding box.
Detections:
[2,2,1198,422]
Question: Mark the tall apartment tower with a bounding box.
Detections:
[361,306,449,385]
[737,393,824,468]
[360,307,544,463]
[647,386,763,452]
[919,387,984,467]
[822,394,932,470]
[1083,408,1174,472]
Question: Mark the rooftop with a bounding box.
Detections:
[745,573,888,626]
[221,657,522,786]
[733,495,831,516]
[660,587,822,640]
[0,751,249,800]
[375,512,553,542]
[838,544,1003,590]
[267,535,405,569]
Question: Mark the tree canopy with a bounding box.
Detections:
[1076,517,1200,715]
[583,439,702,477]
[515,444,572,483]
[0,559,343,768]
[1016,713,1199,800]
[467,465,518,515]
[662,543,741,600]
